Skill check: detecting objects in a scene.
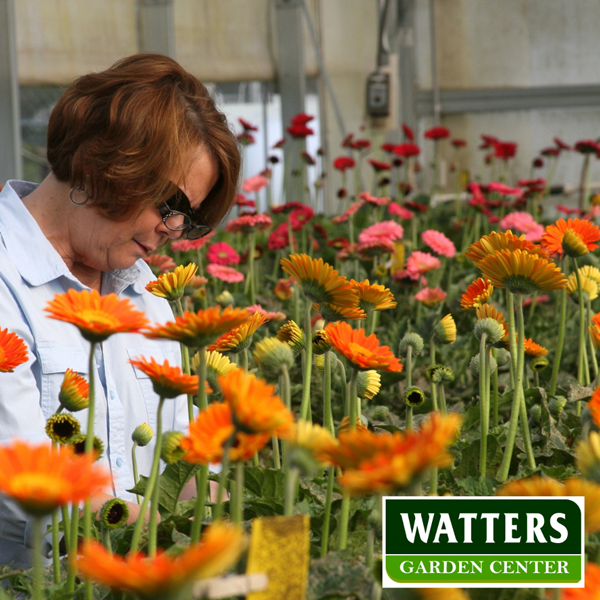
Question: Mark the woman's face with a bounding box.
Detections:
[71,149,219,273]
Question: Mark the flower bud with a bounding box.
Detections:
[469,353,497,378]
[161,431,185,464]
[433,314,456,345]
[59,369,89,412]
[474,318,505,345]
[372,406,389,421]
[494,348,510,366]
[529,404,541,424]
[253,337,294,380]
[45,414,81,445]
[549,396,567,419]
[312,330,331,355]
[69,434,104,461]
[562,228,589,257]
[215,290,235,307]
[530,356,550,372]
[100,498,129,529]
[276,320,305,354]
[357,370,381,400]
[398,332,424,357]
[132,422,154,447]
[404,386,425,407]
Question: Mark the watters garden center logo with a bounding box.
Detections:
[382,496,584,588]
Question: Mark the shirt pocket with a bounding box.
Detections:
[36,342,89,416]
[127,346,177,432]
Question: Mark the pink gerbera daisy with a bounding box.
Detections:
[357,192,391,206]
[242,174,270,193]
[290,205,315,231]
[421,230,456,258]
[406,251,442,277]
[499,212,544,241]
[414,287,446,307]
[332,202,363,225]
[224,214,273,234]
[170,232,215,253]
[246,304,286,322]
[488,182,523,198]
[522,294,550,307]
[387,202,414,220]
[143,254,176,274]
[358,221,404,245]
[206,242,240,266]
[206,264,245,283]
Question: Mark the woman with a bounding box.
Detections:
[0,53,240,566]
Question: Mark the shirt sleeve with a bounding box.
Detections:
[0,277,48,444]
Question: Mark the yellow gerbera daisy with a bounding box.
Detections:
[350,279,397,312]
[460,278,493,310]
[579,265,600,286]
[207,312,268,354]
[276,320,305,353]
[465,230,549,265]
[145,264,198,301]
[567,271,599,302]
[280,254,358,307]
[477,249,567,295]
[433,314,456,345]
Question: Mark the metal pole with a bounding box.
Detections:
[428,0,441,125]
[0,0,22,182]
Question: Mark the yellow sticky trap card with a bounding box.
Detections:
[246,515,310,600]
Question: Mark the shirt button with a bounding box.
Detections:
[116,457,123,467]
[110,390,115,399]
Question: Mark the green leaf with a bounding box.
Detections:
[243,466,286,499]
[454,434,503,479]
[454,476,500,496]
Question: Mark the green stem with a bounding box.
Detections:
[479,333,488,478]
[233,461,245,524]
[214,433,235,521]
[32,517,44,600]
[190,465,209,544]
[492,348,499,428]
[336,358,348,417]
[66,502,80,592]
[439,384,447,416]
[320,467,335,557]
[406,346,413,431]
[130,397,166,554]
[51,510,60,584]
[195,346,208,411]
[148,397,166,557]
[430,339,438,411]
[573,258,588,390]
[293,284,301,326]
[338,490,351,550]
[281,363,291,411]
[284,466,299,516]
[588,297,599,378]
[549,287,567,396]
[132,443,141,504]
[496,294,526,482]
[242,348,249,372]
[101,525,112,554]
[323,351,334,435]
[272,436,281,469]
[349,368,359,428]
[60,505,70,551]
[300,299,313,421]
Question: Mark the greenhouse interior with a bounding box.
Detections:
[1,1,600,599]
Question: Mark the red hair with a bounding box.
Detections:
[47,53,240,226]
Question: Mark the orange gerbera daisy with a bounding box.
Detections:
[563,562,600,600]
[77,523,245,600]
[45,289,149,343]
[59,368,89,411]
[280,254,358,307]
[522,338,548,357]
[592,312,600,328]
[590,324,600,350]
[460,278,493,310]
[145,263,198,301]
[0,327,28,372]
[314,303,366,322]
[207,312,268,353]
[350,279,397,312]
[541,218,600,257]
[465,230,549,265]
[144,306,250,348]
[324,321,403,372]
[477,249,567,295]
[218,368,294,437]
[0,441,110,516]
[589,386,600,429]
[129,356,199,399]
[323,413,461,495]
[476,304,508,343]
[182,402,269,464]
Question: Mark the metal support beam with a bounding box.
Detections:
[416,84,600,116]
[275,0,306,133]
[397,0,418,132]
[0,0,22,182]
[137,0,176,58]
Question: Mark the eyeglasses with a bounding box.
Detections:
[157,190,212,240]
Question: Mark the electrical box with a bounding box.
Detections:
[366,71,390,117]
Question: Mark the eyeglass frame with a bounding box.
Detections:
[157,190,213,240]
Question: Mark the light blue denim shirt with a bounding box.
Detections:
[0,180,190,566]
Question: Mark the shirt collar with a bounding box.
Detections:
[0,180,145,294]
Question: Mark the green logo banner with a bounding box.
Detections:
[382,496,584,588]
